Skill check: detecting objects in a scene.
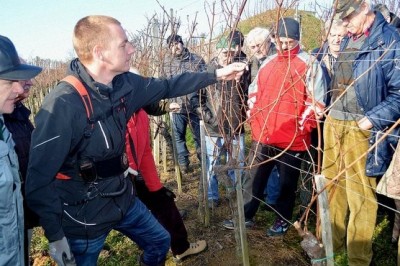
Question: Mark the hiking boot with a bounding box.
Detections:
[222,219,254,230]
[173,240,207,262]
[266,218,289,237]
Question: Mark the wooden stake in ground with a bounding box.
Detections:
[214,155,249,264]
[315,174,334,266]
[169,112,182,195]
[198,120,210,226]
[161,118,168,173]
[233,155,249,266]
[295,174,333,265]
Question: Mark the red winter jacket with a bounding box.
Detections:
[125,109,163,192]
[247,44,326,151]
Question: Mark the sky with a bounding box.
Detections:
[1,0,329,61]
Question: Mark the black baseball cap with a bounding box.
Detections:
[166,34,184,46]
[0,35,42,80]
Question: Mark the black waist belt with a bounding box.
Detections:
[94,153,128,178]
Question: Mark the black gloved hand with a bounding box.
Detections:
[154,187,176,199]
[146,187,176,212]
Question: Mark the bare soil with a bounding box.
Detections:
[160,159,312,266]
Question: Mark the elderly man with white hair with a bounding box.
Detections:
[244,27,279,211]
[246,27,276,81]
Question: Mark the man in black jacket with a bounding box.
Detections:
[162,34,206,174]
[25,15,246,266]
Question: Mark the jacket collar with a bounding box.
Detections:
[277,43,301,60]
[68,59,113,96]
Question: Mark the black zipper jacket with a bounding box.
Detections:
[26,59,217,241]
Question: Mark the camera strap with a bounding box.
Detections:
[128,131,143,181]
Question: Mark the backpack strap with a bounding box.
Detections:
[56,76,95,180]
[62,75,94,121]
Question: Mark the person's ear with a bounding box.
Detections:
[93,45,104,61]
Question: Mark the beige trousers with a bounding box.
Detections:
[322,116,377,266]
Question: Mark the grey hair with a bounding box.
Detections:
[361,0,372,12]
[245,27,271,47]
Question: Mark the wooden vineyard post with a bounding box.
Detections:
[233,143,249,266]
[315,174,334,266]
[151,18,160,166]
[198,120,210,226]
[169,112,182,195]
[161,115,168,174]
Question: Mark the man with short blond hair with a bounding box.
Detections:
[25,15,246,265]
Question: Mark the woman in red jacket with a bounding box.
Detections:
[125,106,206,262]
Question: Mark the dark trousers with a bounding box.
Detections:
[135,180,190,255]
[244,141,305,221]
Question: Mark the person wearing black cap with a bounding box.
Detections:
[322,0,400,264]
[223,17,327,237]
[163,34,206,174]
[4,57,41,266]
[0,35,42,266]
[24,15,246,266]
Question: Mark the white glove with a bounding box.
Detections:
[49,237,76,266]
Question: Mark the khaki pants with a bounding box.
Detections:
[322,116,377,266]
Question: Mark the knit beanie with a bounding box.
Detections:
[277,17,300,41]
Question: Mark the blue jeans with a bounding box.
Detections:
[68,198,170,266]
[205,134,245,201]
[171,113,201,166]
[263,166,280,205]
